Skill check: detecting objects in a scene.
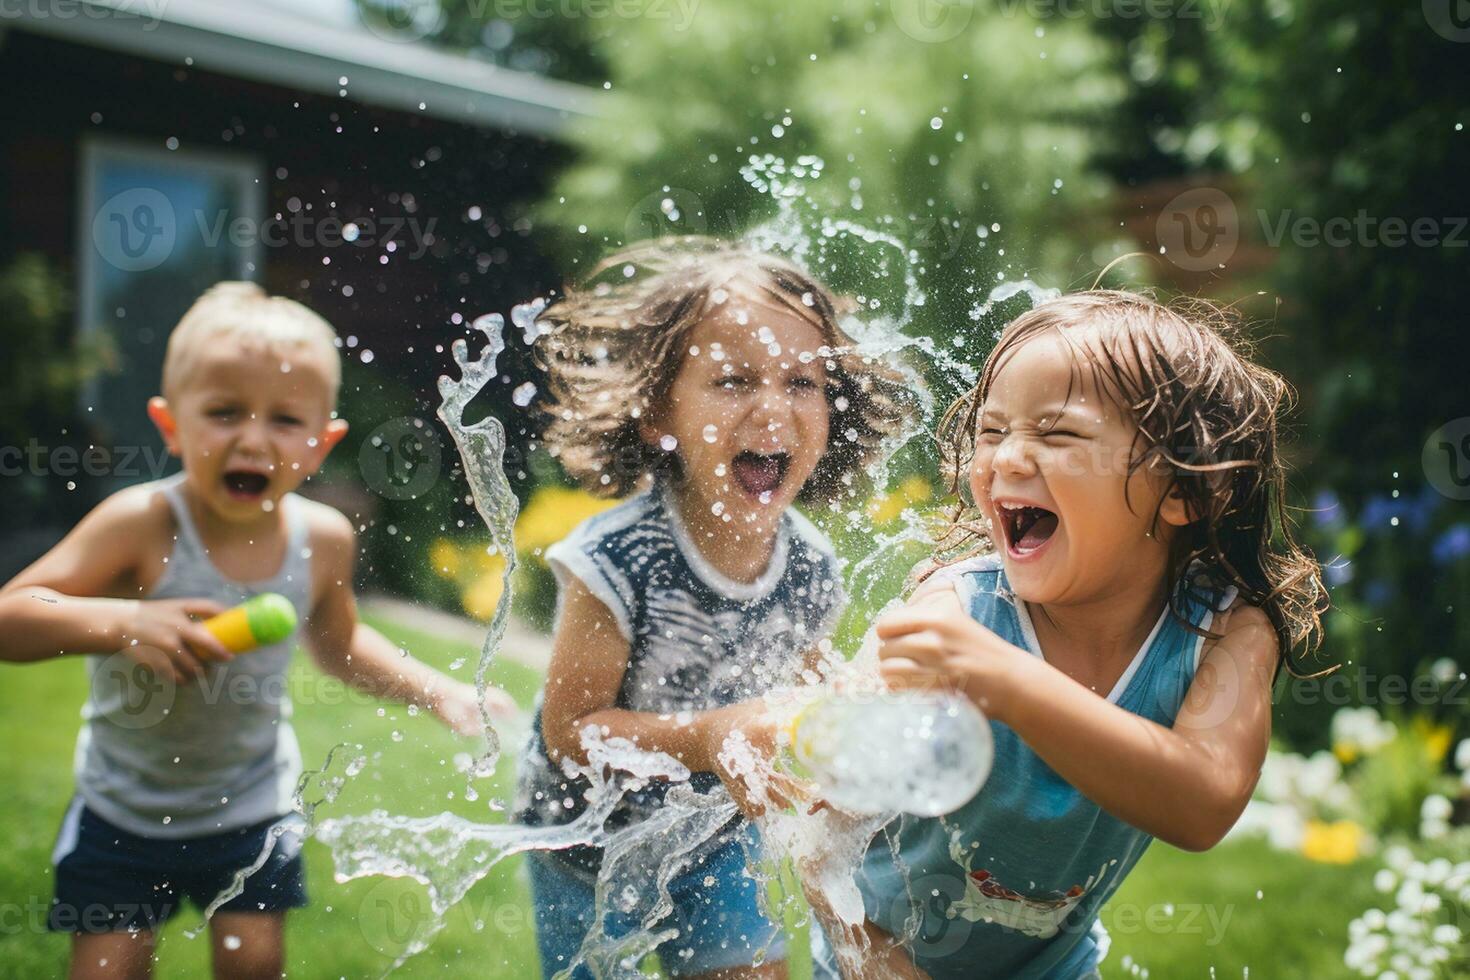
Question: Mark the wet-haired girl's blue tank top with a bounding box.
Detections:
[857,556,1237,979]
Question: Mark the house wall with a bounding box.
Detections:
[0,29,568,574]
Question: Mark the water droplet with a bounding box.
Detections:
[659,434,678,452]
[513,382,537,407]
[702,424,719,443]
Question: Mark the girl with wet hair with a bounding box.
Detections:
[812,289,1328,979]
[515,237,920,979]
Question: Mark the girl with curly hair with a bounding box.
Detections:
[515,238,921,980]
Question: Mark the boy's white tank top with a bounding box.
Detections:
[73,475,312,838]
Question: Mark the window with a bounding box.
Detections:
[77,138,264,487]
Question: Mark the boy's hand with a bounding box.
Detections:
[429,679,517,737]
[117,597,233,682]
[875,585,1028,720]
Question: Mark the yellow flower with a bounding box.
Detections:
[1300,819,1366,864]
[1412,717,1453,763]
[468,543,505,576]
[1333,742,1361,766]
[461,568,506,622]
[429,538,462,579]
[866,475,934,526]
[516,485,617,556]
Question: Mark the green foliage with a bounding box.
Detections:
[0,253,112,448]
[536,1,1128,318]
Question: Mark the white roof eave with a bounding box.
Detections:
[8,0,600,137]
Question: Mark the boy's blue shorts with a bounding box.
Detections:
[48,799,307,933]
[526,829,786,978]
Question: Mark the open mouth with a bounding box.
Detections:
[730,450,791,501]
[222,470,271,500]
[998,502,1059,558]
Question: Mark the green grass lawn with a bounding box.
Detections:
[0,614,1378,978]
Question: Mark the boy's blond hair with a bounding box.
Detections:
[162,282,341,404]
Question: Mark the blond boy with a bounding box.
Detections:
[0,282,510,980]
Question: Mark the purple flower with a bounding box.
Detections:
[1359,494,1398,532]
[1312,489,1343,527]
[1432,524,1470,566]
[1363,579,1395,607]
[1402,485,1442,534]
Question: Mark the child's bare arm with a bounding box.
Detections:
[303,506,499,735]
[877,585,1277,852]
[801,897,931,980]
[541,575,755,774]
[0,488,228,673]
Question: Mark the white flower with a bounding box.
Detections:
[1432,923,1461,944]
[1332,706,1397,756]
[1421,794,1453,821]
[1375,869,1398,893]
[1431,657,1459,685]
[1455,737,1470,772]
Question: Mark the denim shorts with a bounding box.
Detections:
[48,799,307,933]
[526,830,786,978]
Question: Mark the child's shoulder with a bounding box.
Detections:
[550,489,663,558]
[292,495,356,570]
[87,479,182,543]
[920,552,1003,588]
[784,506,839,561]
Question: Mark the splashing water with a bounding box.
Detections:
[437,310,522,777]
[198,151,1065,975]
